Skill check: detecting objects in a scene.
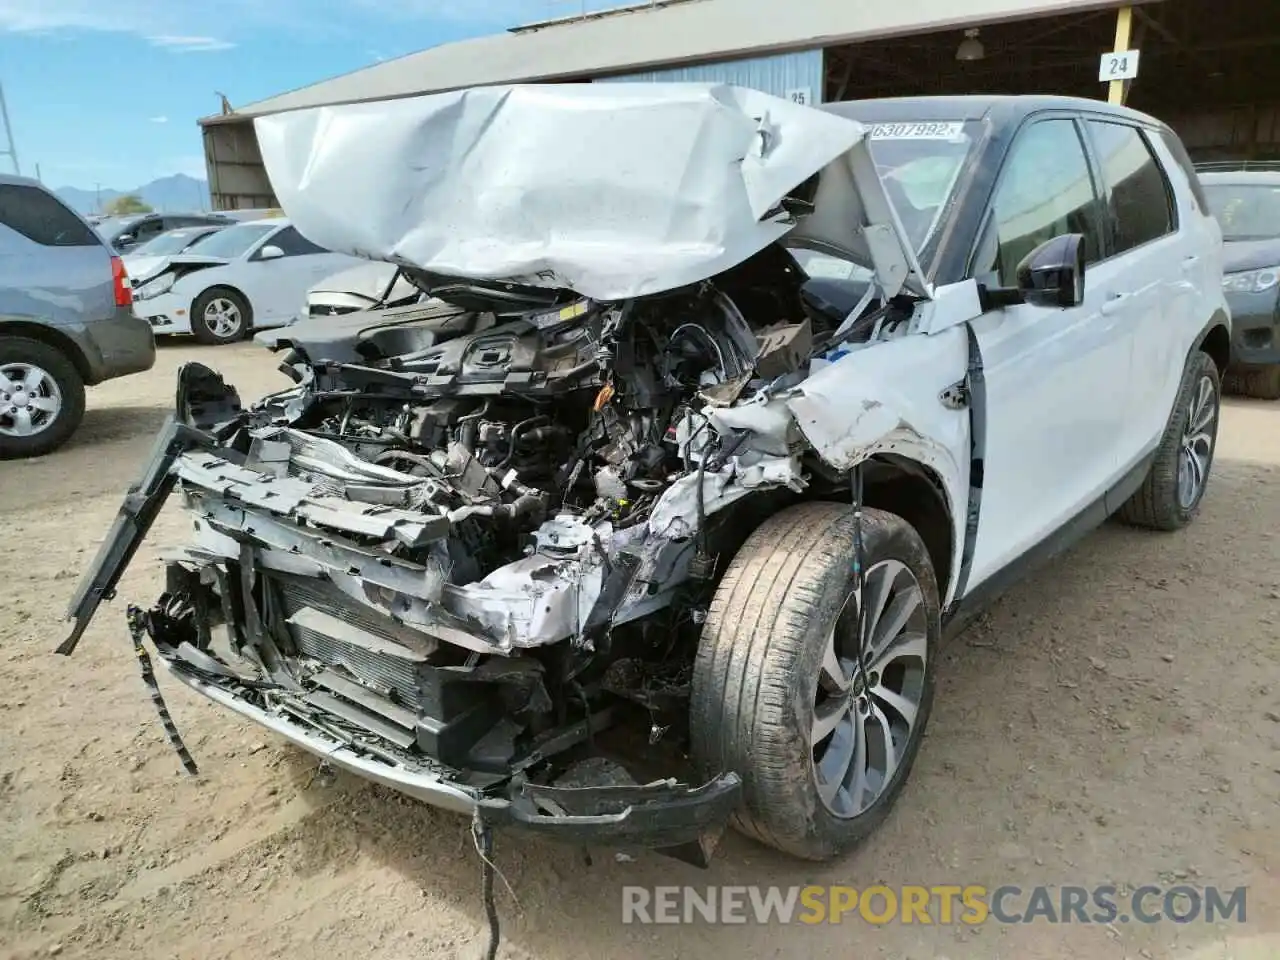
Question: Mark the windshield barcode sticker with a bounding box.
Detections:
[868,122,966,141]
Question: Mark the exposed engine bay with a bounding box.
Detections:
[234,244,909,652]
[60,239,929,858]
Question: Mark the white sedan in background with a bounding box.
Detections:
[130,218,362,344]
[122,224,228,286]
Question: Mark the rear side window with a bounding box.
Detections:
[0,184,99,247]
[986,118,1107,285]
[1086,120,1176,254]
[1158,129,1209,211]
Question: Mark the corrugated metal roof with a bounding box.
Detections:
[202,0,1137,125]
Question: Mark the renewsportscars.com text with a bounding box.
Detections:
[621,884,1248,926]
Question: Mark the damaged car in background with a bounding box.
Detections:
[62,85,1231,866]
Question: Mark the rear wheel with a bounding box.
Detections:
[1117,350,1220,530]
[191,288,251,345]
[690,501,940,861]
[0,336,85,459]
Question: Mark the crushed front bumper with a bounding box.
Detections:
[162,654,741,861]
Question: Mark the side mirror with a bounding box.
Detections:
[977,233,1086,311]
[257,244,284,261]
[115,234,135,249]
[1016,233,1086,308]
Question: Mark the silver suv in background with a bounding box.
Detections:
[0,175,156,458]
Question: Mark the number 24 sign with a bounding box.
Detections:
[1099,49,1141,82]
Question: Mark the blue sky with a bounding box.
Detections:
[0,0,617,191]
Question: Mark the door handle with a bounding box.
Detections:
[1181,255,1200,273]
[1101,292,1129,316]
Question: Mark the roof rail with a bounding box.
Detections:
[1193,160,1280,172]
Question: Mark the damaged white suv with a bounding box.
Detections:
[63,86,1229,866]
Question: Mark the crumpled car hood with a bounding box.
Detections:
[255,83,927,302]
[122,254,169,285]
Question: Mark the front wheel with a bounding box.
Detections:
[0,336,86,460]
[191,288,252,345]
[690,501,940,861]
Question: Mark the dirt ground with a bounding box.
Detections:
[2,340,1278,960]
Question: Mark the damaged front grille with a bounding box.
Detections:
[263,572,505,769]
[272,572,434,712]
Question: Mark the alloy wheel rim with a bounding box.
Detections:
[1178,375,1216,510]
[812,558,929,819]
[205,298,243,339]
[0,362,62,438]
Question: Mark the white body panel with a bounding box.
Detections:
[963,121,1229,593]
[964,255,1133,586]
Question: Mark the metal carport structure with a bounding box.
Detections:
[199,0,1280,210]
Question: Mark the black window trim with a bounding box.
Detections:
[964,109,1112,284]
[1078,115,1179,265]
[1157,128,1209,212]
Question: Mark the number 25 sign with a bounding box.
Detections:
[1099,49,1141,82]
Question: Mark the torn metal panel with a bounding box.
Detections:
[784,325,971,603]
[442,514,611,648]
[176,451,449,547]
[190,491,452,602]
[648,454,806,541]
[253,83,924,301]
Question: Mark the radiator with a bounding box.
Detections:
[272,573,430,712]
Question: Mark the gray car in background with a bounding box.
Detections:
[1199,164,1280,399]
[94,211,234,254]
[0,174,156,458]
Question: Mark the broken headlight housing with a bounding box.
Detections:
[135,272,177,300]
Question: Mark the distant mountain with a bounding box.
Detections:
[55,174,211,215]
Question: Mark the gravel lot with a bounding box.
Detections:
[2,340,1278,960]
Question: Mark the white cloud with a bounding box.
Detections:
[149,115,169,124]
[147,34,234,52]
[0,0,177,34]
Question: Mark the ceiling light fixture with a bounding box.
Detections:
[956,28,986,62]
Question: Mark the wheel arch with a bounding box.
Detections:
[1194,310,1231,375]
[0,321,93,384]
[706,452,957,609]
[858,455,956,608]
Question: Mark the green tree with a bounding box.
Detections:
[104,194,152,215]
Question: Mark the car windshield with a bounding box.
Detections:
[865,122,975,252]
[132,227,219,257]
[185,222,277,259]
[1203,182,1280,241]
[785,119,976,283]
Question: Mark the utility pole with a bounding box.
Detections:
[0,81,20,175]
[34,162,41,183]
